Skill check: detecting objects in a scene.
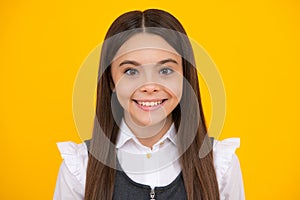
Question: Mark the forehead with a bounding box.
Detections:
[113,33,180,63]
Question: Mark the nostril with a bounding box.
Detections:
[140,84,160,93]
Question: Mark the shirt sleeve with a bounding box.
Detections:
[53,160,85,200]
[53,141,88,200]
[219,153,245,200]
[213,138,245,200]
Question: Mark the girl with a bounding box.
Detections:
[54,9,244,200]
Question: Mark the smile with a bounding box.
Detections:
[133,99,167,111]
[137,100,162,107]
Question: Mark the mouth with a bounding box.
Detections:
[132,99,167,111]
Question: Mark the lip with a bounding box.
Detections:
[132,99,167,111]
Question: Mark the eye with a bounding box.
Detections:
[159,67,174,75]
[124,68,139,76]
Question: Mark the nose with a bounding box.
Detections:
[139,83,160,93]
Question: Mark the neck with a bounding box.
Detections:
[124,115,173,149]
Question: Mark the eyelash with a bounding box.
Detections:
[124,68,139,76]
[159,67,174,75]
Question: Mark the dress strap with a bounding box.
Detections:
[210,137,214,145]
[84,139,91,151]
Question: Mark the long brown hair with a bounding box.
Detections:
[85,9,220,200]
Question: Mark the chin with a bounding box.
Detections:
[135,116,168,127]
[132,119,155,127]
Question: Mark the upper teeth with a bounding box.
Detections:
[137,101,163,107]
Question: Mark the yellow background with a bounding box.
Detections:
[1,0,299,199]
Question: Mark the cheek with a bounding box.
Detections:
[162,75,183,102]
[114,77,138,109]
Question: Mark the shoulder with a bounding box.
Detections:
[56,141,89,186]
[212,138,245,199]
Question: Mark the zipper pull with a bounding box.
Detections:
[150,188,155,200]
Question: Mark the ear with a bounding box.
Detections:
[108,73,116,92]
[109,81,115,92]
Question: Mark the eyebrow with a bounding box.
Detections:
[118,58,178,67]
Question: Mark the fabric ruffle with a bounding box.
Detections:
[213,138,240,191]
[56,141,88,187]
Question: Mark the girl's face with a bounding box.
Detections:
[111,33,183,129]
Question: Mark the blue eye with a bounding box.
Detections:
[124,68,139,76]
[159,67,174,75]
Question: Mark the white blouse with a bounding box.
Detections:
[53,120,245,200]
